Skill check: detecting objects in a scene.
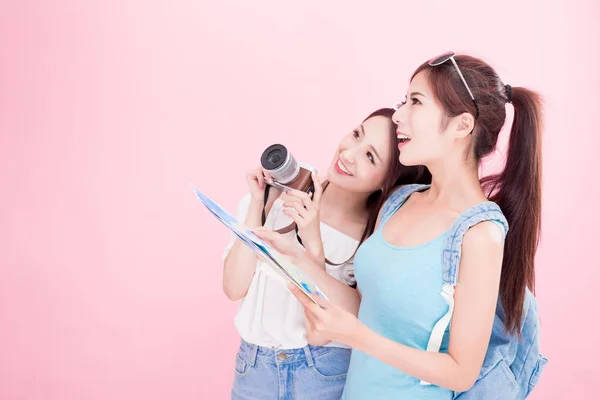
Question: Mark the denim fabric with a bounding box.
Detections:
[379,185,548,400]
[231,339,350,400]
[454,288,548,400]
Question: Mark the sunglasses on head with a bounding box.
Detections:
[428,51,479,121]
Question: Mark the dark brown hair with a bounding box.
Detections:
[357,108,431,248]
[290,108,431,283]
[412,55,543,335]
[330,108,431,286]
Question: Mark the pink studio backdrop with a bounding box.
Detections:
[1,1,597,399]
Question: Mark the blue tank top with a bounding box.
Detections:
[342,199,454,399]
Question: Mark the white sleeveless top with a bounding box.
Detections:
[222,193,359,350]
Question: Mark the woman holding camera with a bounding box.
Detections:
[222,108,430,400]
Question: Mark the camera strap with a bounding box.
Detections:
[261,184,304,234]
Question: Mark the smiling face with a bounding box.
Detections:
[392,71,452,167]
[326,115,394,194]
[392,70,477,168]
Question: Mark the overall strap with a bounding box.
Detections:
[421,202,508,386]
[378,184,430,226]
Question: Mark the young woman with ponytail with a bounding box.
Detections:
[255,52,544,399]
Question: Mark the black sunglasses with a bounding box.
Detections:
[429,51,479,121]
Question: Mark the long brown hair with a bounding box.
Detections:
[324,108,431,281]
[287,108,431,279]
[357,108,431,248]
[412,55,543,335]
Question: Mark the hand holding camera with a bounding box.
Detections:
[258,144,326,266]
[245,166,275,207]
[260,144,316,195]
[280,172,326,264]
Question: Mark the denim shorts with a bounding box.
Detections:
[231,339,351,400]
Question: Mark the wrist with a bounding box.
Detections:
[248,199,264,215]
[307,250,326,268]
[245,200,265,228]
[346,319,370,350]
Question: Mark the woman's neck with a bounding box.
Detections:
[319,181,370,223]
[424,157,487,211]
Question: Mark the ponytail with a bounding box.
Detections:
[481,87,543,335]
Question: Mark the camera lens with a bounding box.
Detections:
[261,144,287,170]
[267,151,282,166]
[260,144,299,184]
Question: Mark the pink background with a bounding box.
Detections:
[1,0,597,398]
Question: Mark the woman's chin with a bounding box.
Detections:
[398,152,419,167]
[398,153,411,166]
[325,167,351,188]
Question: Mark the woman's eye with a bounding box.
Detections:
[367,152,374,163]
[411,97,421,105]
[353,130,360,139]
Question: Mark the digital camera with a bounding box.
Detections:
[260,144,315,194]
